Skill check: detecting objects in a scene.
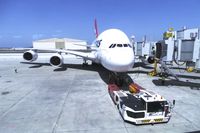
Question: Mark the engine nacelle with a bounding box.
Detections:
[147,56,155,64]
[49,53,63,67]
[23,50,38,62]
[141,56,155,64]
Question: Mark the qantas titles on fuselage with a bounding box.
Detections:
[23,29,135,72]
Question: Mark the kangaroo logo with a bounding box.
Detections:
[95,39,102,47]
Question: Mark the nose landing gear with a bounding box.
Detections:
[108,72,133,87]
[109,72,124,86]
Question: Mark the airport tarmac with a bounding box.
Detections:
[0,53,200,133]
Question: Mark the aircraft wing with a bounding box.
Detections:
[20,48,98,63]
[72,43,97,48]
[58,49,97,61]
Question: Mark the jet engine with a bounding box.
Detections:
[147,56,155,64]
[49,53,63,67]
[23,50,38,62]
[141,56,155,64]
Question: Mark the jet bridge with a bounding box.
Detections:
[133,27,200,73]
[134,41,155,57]
[134,41,156,64]
[155,39,174,63]
[156,27,200,71]
[175,28,200,71]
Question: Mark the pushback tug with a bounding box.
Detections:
[108,83,175,125]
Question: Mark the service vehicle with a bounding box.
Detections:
[108,83,174,124]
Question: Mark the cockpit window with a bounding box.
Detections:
[109,44,113,48]
[128,44,132,48]
[109,44,132,48]
[124,44,128,47]
[117,44,123,47]
[112,44,116,48]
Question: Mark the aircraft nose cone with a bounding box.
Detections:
[113,56,134,66]
[109,53,134,72]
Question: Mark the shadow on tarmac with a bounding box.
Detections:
[152,79,200,89]
[63,63,111,84]
[176,74,200,80]
[21,61,200,88]
[133,62,153,69]
[29,65,43,68]
[21,62,111,84]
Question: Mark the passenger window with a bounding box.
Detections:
[124,44,128,47]
[117,44,123,47]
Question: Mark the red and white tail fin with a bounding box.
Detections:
[94,18,99,38]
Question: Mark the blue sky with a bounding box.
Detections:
[0,0,200,47]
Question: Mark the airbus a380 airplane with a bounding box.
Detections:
[23,29,135,73]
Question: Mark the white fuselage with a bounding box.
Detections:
[93,29,135,72]
[22,28,134,73]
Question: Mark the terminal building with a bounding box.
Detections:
[33,38,88,50]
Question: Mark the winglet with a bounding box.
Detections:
[94,18,99,38]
